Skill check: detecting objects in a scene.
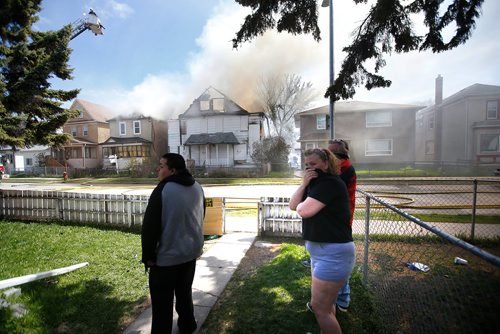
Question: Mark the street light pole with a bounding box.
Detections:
[322,0,335,140]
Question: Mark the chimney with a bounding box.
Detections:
[435,74,443,105]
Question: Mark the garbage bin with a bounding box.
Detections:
[203,197,224,236]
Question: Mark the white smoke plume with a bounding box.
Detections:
[103,0,350,120]
[100,0,499,119]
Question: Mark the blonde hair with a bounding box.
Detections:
[304,148,341,175]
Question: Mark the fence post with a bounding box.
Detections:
[363,195,370,285]
[126,198,132,227]
[56,197,63,220]
[0,190,4,219]
[223,197,227,235]
[471,179,477,241]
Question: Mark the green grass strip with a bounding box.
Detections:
[201,242,383,334]
[0,220,148,334]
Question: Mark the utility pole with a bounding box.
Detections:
[322,0,335,139]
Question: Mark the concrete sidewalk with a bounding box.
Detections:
[123,232,256,334]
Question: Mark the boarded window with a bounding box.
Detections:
[365,139,393,156]
[213,98,224,112]
[200,100,210,111]
[366,110,392,127]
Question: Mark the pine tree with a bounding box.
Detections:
[0,0,79,153]
[232,0,485,101]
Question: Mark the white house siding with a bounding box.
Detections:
[177,115,253,166]
[186,118,203,139]
[248,120,261,158]
[167,119,181,153]
[207,117,223,132]
[234,144,246,161]
[231,117,248,144]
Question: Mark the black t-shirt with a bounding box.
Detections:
[302,173,352,243]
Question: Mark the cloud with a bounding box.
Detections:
[99,0,500,119]
[107,0,134,19]
[103,0,332,119]
[90,0,134,20]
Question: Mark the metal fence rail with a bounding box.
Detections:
[259,178,500,240]
[359,178,500,240]
[357,189,500,333]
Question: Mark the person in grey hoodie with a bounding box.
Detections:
[141,153,205,334]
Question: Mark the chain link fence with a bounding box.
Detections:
[356,178,500,241]
[259,179,500,333]
[357,188,500,334]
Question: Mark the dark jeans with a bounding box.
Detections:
[149,259,197,334]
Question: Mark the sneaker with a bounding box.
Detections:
[336,304,348,313]
[301,259,311,268]
[306,301,314,313]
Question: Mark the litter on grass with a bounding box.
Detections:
[405,262,430,272]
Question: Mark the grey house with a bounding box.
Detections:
[415,76,500,168]
[295,101,424,167]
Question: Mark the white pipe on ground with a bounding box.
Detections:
[0,262,89,290]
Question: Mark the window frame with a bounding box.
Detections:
[428,114,435,129]
[479,133,500,153]
[84,147,92,159]
[119,121,126,136]
[487,101,498,120]
[133,120,141,135]
[366,110,392,128]
[316,115,327,130]
[305,142,319,150]
[365,138,393,156]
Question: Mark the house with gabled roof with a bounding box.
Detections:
[56,99,115,168]
[295,100,424,167]
[167,87,265,169]
[101,112,167,170]
[415,76,500,168]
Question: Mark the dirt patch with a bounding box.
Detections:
[119,297,151,331]
[233,239,283,279]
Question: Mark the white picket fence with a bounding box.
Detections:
[0,190,150,227]
[258,197,302,237]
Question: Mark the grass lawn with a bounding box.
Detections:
[0,220,148,334]
[200,240,383,334]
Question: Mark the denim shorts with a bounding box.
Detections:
[306,241,356,282]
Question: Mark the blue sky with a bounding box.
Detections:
[37,0,500,119]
